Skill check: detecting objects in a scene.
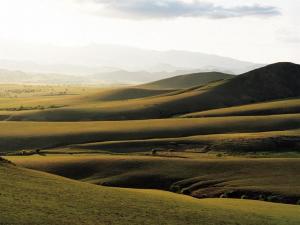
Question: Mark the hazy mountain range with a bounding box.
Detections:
[0,44,263,85]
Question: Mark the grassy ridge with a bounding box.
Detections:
[1,114,300,152]
[6,62,300,121]
[1,162,300,225]
[71,129,300,153]
[140,72,233,90]
[8,155,300,204]
[83,87,175,101]
[182,98,300,118]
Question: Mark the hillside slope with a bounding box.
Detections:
[1,114,300,152]
[9,155,300,204]
[182,98,300,118]
[83,87,174,101]
[7,62,300,121]
[1,162,300,225]
[140,72,234,90]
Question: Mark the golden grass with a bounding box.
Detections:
[1,162,300,225]
[1,114,300,151]
[70,129,300,154]
[182,98,300,118]
[8,154,300,203]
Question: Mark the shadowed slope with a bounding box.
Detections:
[2,162,300,225]
[70,129,300,153]
[9,155,300,205]
[83,87,174,101]
[182,98,300,118]
[7,63,300,121]
[1,114,300,152]
[140,72,234,90]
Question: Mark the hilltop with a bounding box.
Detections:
[140,72,234,90]
[7,62,300,121]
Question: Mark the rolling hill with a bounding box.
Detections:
[8,155,300,205]
[140,72,234,90]
[182,98,300,118]
[69,129,300,154]
[0,115,300,152]
[7,62,300,121]
[83,87,174,101]
[1,161,299,225]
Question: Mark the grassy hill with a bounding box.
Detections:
[7,62,300,121]
[140,72,234,90]
[182,98,300,118]
[69,129,300,154]
[1,114,300,152]
[1,161,300,225]
[1,62,300,225]
[83,87,174,101]
[8,155,300,205]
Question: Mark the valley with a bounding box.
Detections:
[1,62,300,225]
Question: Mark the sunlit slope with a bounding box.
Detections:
[0,83,173,118]
[71,129,300,153]
[8,62,300,121]
[9,155,300,204]
[182,98,300,118]
[140,72,234,90]
[1,162,299,225]
[1,114,300,152]
[82,87,175,101]
[0,84,100,108]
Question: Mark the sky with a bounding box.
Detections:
[0,0,299,64]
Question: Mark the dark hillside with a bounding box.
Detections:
[140,72,234,90]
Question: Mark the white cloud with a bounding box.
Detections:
[76,0,280,19]
[0,0,298,64]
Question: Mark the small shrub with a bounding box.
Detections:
[151,149,158,156]
[220,193,228,198]
[181,188,191,195]
[258,194,266,201]
[170,185,181,193]
[198,194,208,198]
[296,200,300,205]
[216,153,223,157]
[241,195,248,199]
[221,190,235,198]
[267,195,281,203]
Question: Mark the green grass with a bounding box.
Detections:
[1,114,300,152]
[6,62,300,121]
[1,162,300,225]
[182,98,300,118]
[8,155,300,204]
[1,63,300,225]
[70,129,300,153]
[84,87,174,101]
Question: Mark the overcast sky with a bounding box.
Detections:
[0,0,299,64]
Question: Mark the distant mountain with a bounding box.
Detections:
[87,69,216,84]
[140,72,234,90]
[0,68,219,85]
[0,44,261,75]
